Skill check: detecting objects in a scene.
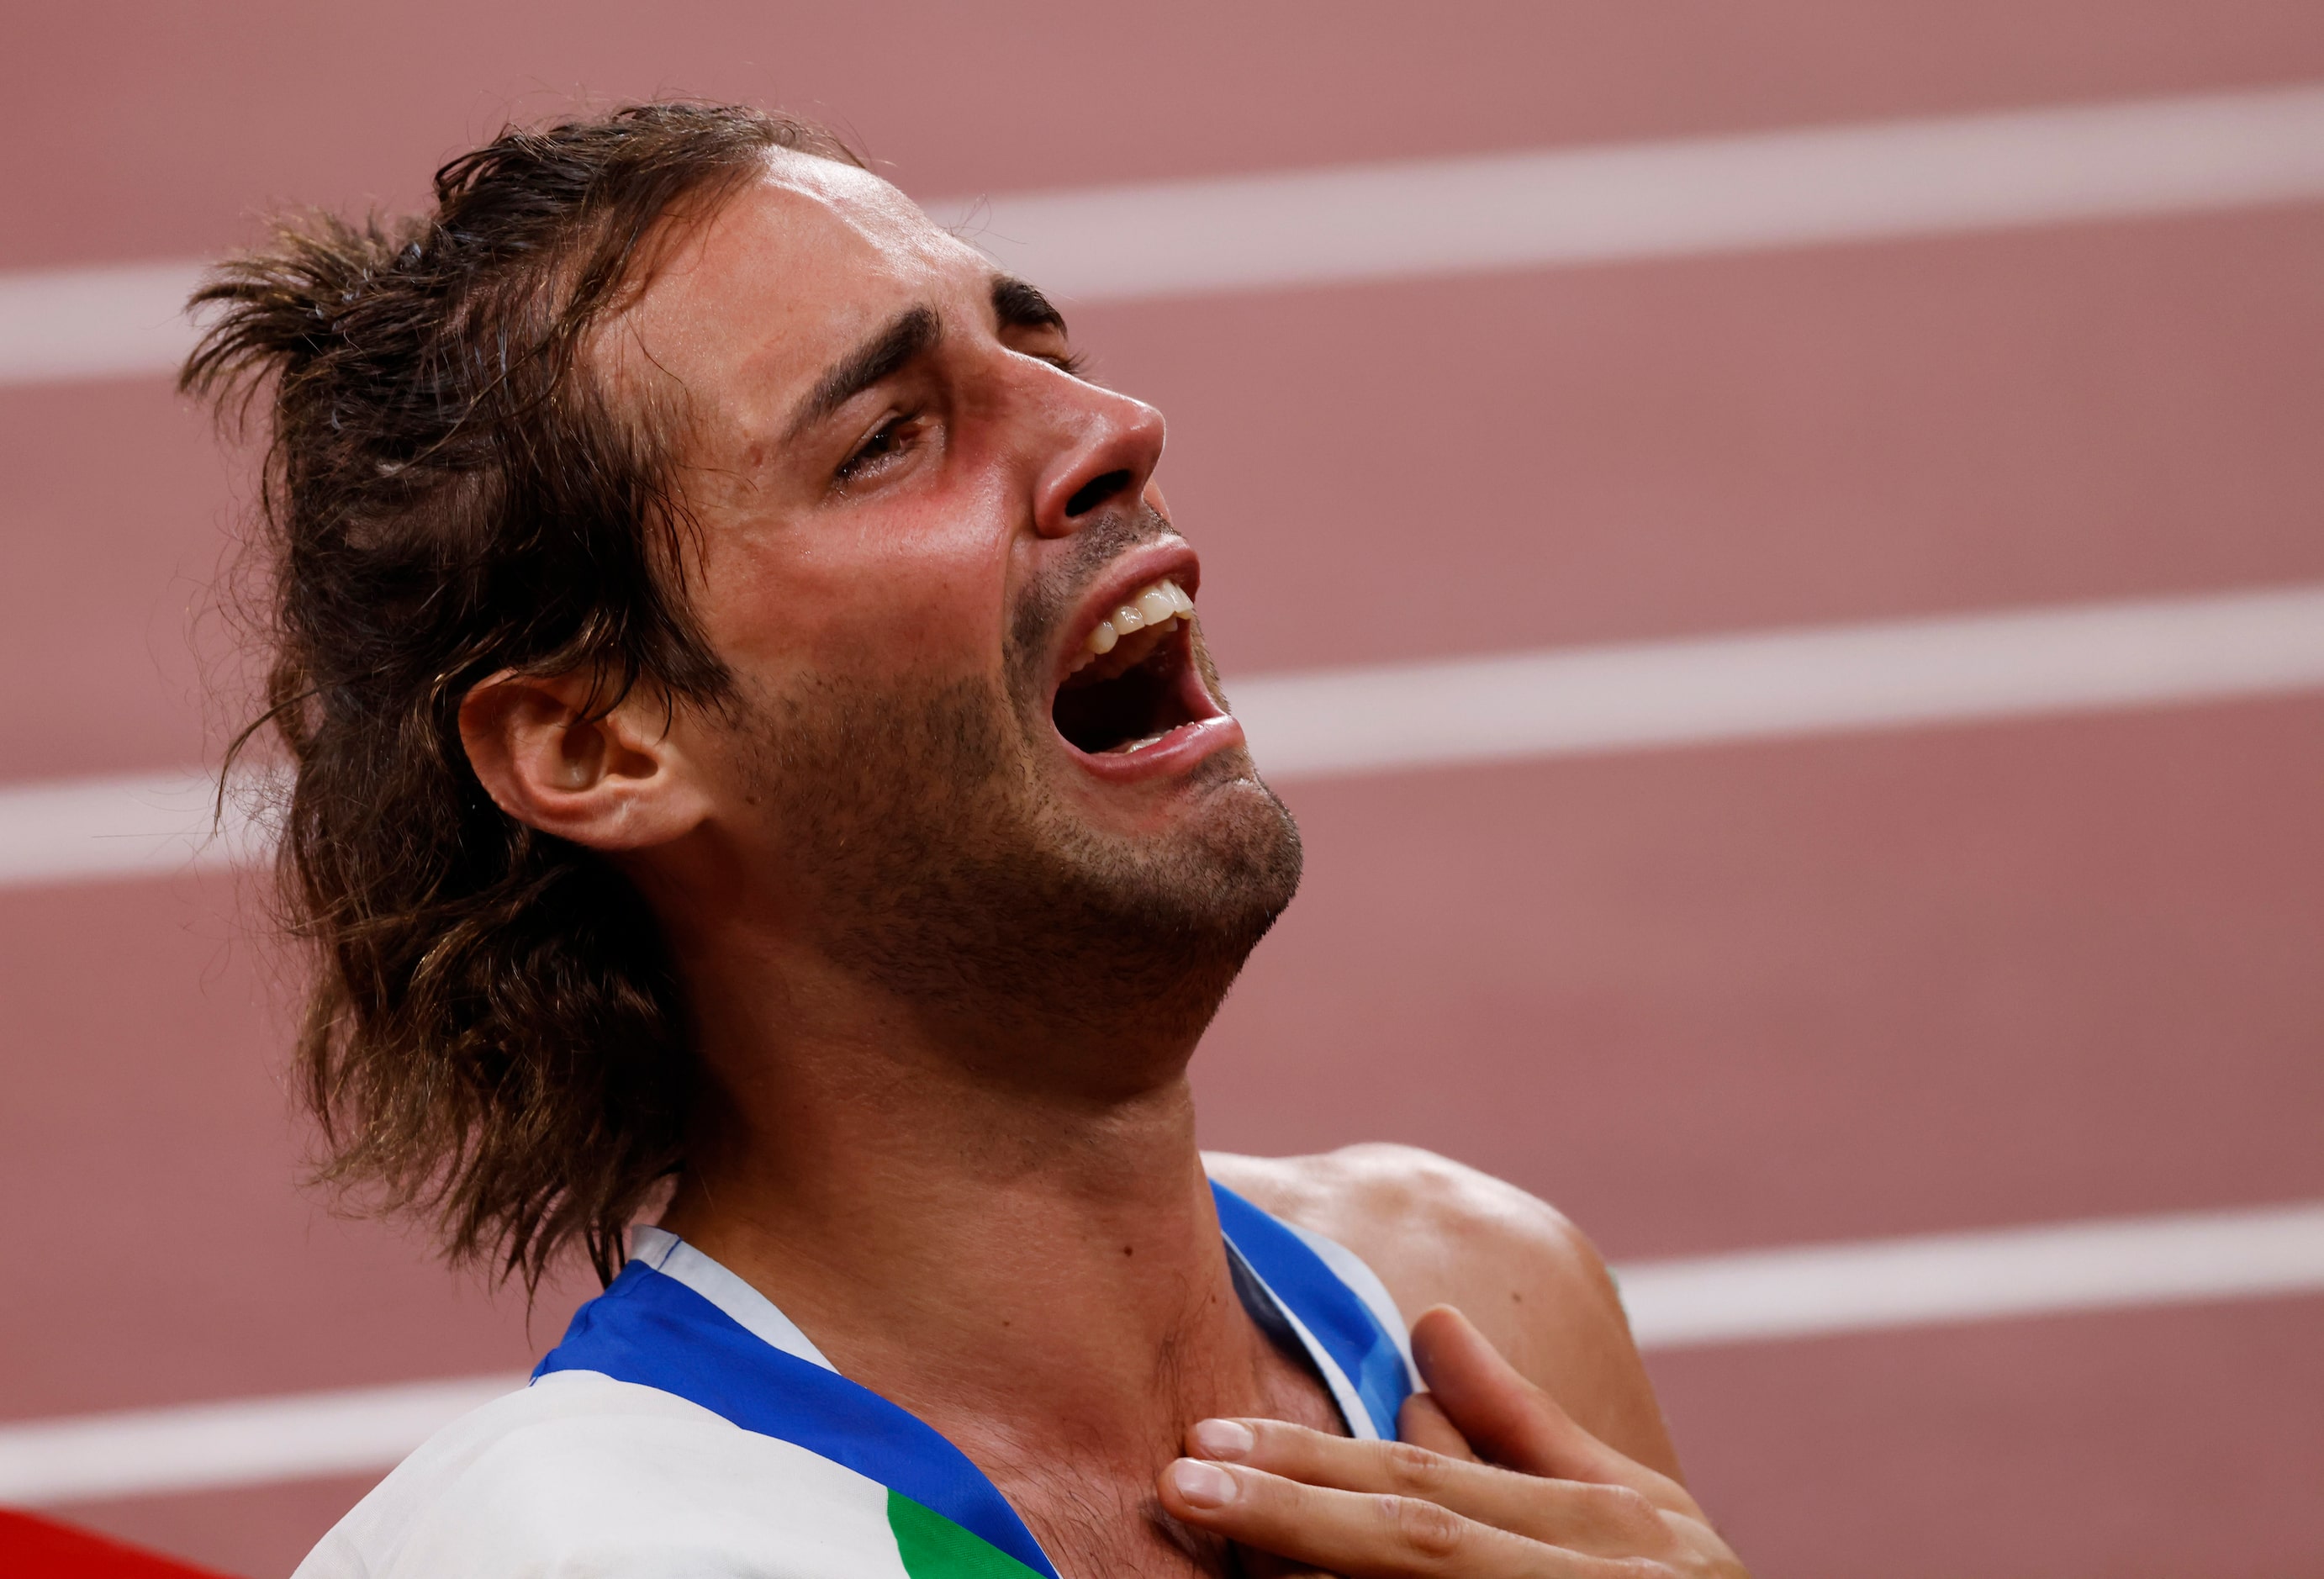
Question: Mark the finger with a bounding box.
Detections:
[1410,1309,1637,1482]
[1396,1393,1478,1461]
[1158,1458,1631,1579]
[1187,1418,1673,1561]
[1408,1306,1611,1480]
[1410,1307,1697,1516]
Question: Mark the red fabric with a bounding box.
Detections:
[0,1510,235,1577]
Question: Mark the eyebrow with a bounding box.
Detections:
[784,304,942,441]
[991,274,1067,336]
[780,279,1068,445]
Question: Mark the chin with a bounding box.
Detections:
[749,643,1301,1038]
[1086,758,1305,968]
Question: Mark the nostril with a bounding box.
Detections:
[1063,468,1134,519]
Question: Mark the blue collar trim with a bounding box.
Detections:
[535,1265,1057,1576]
[531,1180,1412,1577]
[1209,1184,1412,1440]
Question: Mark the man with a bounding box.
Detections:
[188,103,1746,1578]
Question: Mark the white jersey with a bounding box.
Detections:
[298,1183,1416,1579]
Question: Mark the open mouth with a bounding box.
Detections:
[1052,575,1207,756]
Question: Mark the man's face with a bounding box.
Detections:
[615,151,1301,1052]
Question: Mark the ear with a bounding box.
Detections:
[458,669,713,852]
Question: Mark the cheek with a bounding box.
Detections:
[700,495,1015,685]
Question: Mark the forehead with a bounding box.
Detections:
[615,150,990,424]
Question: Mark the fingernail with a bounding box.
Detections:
[1191,1418,1255,1460]
[1170,1458,1239,1509]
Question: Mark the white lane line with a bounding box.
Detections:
[6,584,2321,891]
[0,1374,522,1508]
[947,82,2324,303]
[1238,583,2324,782]
[3,1201,2317,1507]
[1618,1201,2324,1349]
[9,82,2324,387]
[0,261,213,388]
[0,768,272,890]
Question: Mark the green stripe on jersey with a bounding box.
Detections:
[886,1490,1047,1579]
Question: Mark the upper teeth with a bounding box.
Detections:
[1071,577,1194,673]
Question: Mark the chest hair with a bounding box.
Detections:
[985,1333,1348,1579]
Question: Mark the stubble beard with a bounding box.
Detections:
[736,520,1302,1085]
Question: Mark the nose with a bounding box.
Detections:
[1029,377,1167,540]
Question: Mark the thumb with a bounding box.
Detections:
[1408,1306,1657,1492]
[1395,1390,1481,1460]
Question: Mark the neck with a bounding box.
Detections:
[652,931,1314,1497]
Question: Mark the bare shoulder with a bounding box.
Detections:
[1204,1143,1681,1479]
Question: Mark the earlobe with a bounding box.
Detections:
[458,670,709,852]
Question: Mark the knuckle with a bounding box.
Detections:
[1383,1494,1468,1563]
[1380,1439,1450,1496]
[1590,1485,1665,1538]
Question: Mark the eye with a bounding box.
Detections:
[834,411,923,488]
[1042,351,1089,378]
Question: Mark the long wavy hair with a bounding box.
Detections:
[183,103,862,1291]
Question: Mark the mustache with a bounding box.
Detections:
[1006,502,1177,684]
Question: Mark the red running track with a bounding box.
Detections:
[3,3,2322,1573]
